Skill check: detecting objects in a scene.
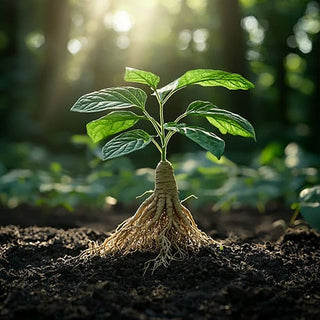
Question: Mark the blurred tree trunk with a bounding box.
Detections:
[77,0,115,90]
[265,3,289,126]
[0,0,19,138]
[0,1,18,59]
[310,33,320,152]
[259,2,307,127]
[216,0,247,77]
[39,0,71,130]
[0,0,37,140]
[273,46,289,125]
[210,0,252,119]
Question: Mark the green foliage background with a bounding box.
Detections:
[0,0,319,213]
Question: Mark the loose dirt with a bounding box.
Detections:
[1,220,319,319]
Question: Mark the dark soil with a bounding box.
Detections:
[1,207,320,319]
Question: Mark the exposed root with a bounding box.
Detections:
[80,161,215,272]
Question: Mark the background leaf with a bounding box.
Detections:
[186,101,256,140]
[102,129,152,160]
[86,111,145,143]
[299,186,320,232]
[157,69,254,98]
[164,123,225,159]
[124,67,160,90]
[71,87,147,113]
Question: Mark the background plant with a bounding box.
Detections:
[291,185,320,232]
[1,140,318,215]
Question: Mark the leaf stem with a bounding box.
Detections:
[142,110,161,136]
[152,139,162,153]
[174,112,187,123]
[162,112,186,148]
[142,109,167,159]
[154,91,167,161]
[164,131,176,147]
[162,88,180,105]
[160,104,167,161]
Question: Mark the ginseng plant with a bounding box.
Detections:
[71,67,255,271]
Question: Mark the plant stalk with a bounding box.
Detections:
[155,92,167,162]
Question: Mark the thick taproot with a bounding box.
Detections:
[155,161,178,194]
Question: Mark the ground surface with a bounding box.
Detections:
[0,207,320,319]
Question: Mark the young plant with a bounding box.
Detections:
[71,67,255,270]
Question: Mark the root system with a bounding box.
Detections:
[81,161,215,271]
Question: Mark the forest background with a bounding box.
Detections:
[0,0,319,218]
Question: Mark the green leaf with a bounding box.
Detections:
[186,101,256,140]
[124,67,160,90]
[299,186,320,232]
[164,123,225,159]
[157,69,254,99]
[102,129,152,160]
[71,87,147,113]
[86,111,145,143]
